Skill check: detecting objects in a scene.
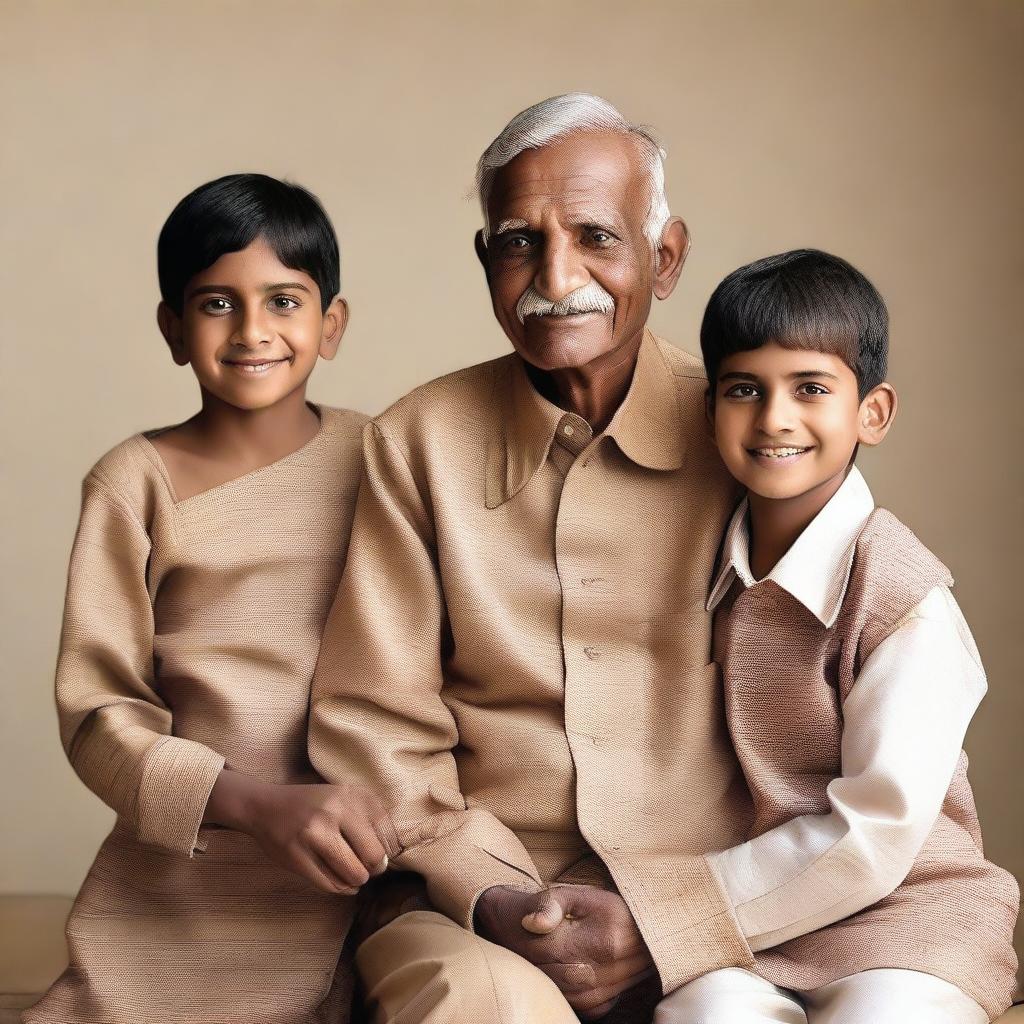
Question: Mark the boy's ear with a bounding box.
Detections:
[319,297,349,361]
[157,302,189,366]
[704,385,718,441]
[474,230,491,285]
[857,382,898,447]
[652,217,690,301]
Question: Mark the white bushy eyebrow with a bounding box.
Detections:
[494,218,529,234]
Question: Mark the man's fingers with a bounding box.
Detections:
[542,952,651,994]
[587,951,654,987]
[538,961,596,992]
[565,966,658,1014]
[521,891,565,934]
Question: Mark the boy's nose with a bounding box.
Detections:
[757,392,797,434]
[233,310,271,348]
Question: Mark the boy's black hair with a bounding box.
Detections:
[700,249,888,399]
[158,173,340,315]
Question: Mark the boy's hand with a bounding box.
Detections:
[474,883,657,1020]
[204,768,393,894]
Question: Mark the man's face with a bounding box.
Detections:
[480,131,660,373]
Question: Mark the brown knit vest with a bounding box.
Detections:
[713,508,1019,1019]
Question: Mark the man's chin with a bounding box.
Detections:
[515,314,616,371]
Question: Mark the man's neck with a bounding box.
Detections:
[527,332,643,433]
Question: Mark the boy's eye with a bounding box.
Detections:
[797,382,830,396]
[723,383,760,399]
[270,295,300,311]
[201,297,233,314]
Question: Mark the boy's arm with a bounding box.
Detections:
[56,473,225,857]
[704,585,985,952]
[308,422,544,929]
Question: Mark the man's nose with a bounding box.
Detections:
[757,391,796,434]
[533,233,589,302]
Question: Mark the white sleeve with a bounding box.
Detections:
[707,586,986,951]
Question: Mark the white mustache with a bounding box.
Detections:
[516,281,616,324]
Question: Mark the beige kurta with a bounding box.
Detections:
[309,332,756,993]
[27,406,368,1024]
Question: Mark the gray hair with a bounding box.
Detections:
[476,92,670,250]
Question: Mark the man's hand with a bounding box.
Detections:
[474,883,656,1020]
[203,768,393,894]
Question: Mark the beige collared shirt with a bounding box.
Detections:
[705,467,988,951]
[309,331,753,991]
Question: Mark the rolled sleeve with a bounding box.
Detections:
[57,474,224,857]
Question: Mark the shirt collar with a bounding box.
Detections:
[485,329,689,509]
[706,466,875,627]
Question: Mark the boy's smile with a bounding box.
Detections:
[159,237,345,413]
[710,344,893,508]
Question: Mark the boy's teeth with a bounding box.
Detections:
[755,447,806,457]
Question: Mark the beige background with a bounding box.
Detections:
[2,0,1021,972]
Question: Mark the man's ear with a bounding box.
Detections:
[474,230,491,285]
[157,302,189,366]
[652,217,690,301]
[319,297,349,361]
[857,382,898,447]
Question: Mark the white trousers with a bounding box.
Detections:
[654,966,989,1024]
[359,911,991,1024]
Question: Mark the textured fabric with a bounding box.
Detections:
[309,331,754,993]
[706,470,989,952]
[27,407,369,1024]
[707,467,875,628]
[712,508,1019,1020]
[356,910,580,1024]
[654,966,988,1024]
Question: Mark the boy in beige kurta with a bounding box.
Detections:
[27,174,398,1024]
[651,249,1019,1022]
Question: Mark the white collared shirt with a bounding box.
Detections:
[705,468,988,951]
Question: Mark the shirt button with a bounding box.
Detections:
[563,424,575,437]
[583,646,600,660]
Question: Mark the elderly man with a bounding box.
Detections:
[309,93,750,1022]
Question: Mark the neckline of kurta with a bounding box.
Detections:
[137,403,333,508]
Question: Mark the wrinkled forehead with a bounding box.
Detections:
[487,132,649,231]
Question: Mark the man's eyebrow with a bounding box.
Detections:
[494,218,529,235]
[568,211,624,229]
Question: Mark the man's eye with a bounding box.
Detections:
[201,298,232,314]
[503,235,531,251]
[590,230,614,245]
[270,295,300,310]
[724,383,759,399]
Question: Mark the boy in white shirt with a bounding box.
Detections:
[655,249,1018,1022]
